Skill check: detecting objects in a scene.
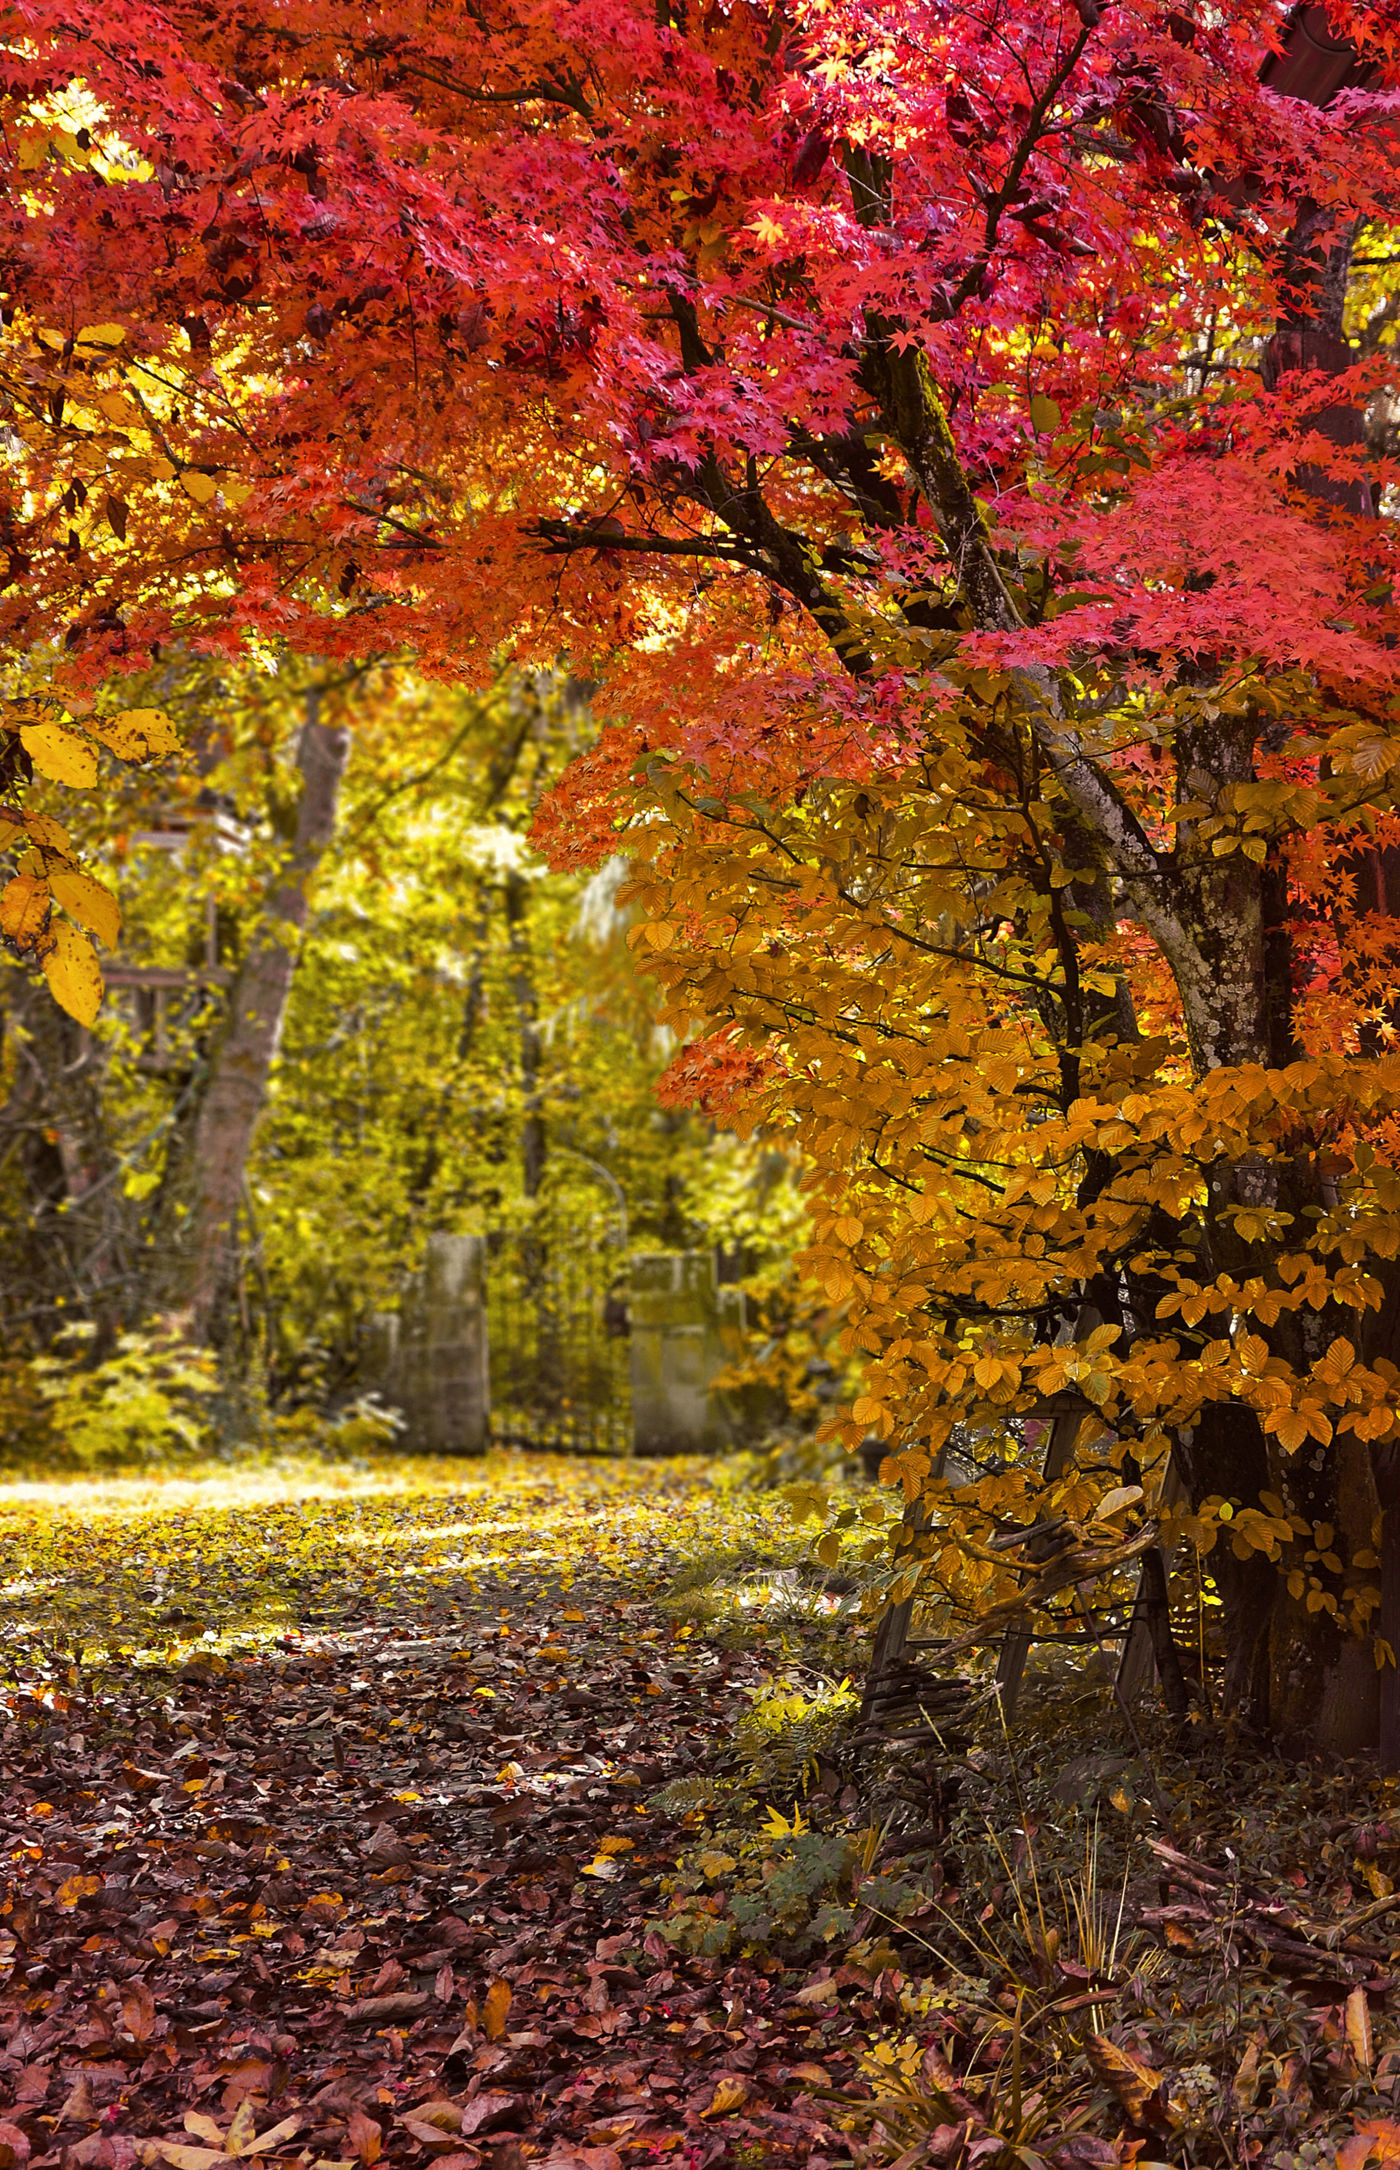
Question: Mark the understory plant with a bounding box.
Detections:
[3,1324,219,1471]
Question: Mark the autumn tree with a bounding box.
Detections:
[3,0,1400,1748]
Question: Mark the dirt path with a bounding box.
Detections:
[0,1454,862,2170]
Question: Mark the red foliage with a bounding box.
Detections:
[655,1032,783,1129]
[3,0,1398,1042]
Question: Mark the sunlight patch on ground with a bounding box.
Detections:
[0,1449,806,1681]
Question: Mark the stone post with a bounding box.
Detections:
[416,1233,490,1455]
[361,1310,401,1409]
[629,1251,742,1455]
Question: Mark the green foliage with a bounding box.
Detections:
[655,1816,855,1958]
[649,1671,919,1957]
[29,1324,218,1470]
[736,1673,860,1795]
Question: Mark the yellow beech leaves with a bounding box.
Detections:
[0,689,175,1023]
[18,716,99,786]
[43,919,105,1027]
[88,705,181,762]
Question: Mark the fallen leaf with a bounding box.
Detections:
[345,2108,380,2167]
[343,1992,429,2024]
[1086,2034,1176,2130]
[701,2077,749,2119]
[56,1873,104,1907]
[243,2118,304,2159]
[483,1979,512,2042]
[121,1980,157,2044]
[458,2097,521,2140]
[57,2077,97,2128]
[1347,1986,1375,2074]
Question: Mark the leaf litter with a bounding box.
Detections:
[0,1452,863,2170]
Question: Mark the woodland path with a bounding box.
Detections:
[0,1454,863,2170]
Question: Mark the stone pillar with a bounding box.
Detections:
[629,1251,741,1456]
[416,1233,490,1456]
[361,1310,401,1408]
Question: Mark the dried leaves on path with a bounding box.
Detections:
[0,1454,860,2170]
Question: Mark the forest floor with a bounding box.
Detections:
[0,1451,868,2170]
[9,1455,1400,2170]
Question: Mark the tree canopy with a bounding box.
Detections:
[4,0,1400,1755]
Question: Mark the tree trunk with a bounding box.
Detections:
[162,691,350,1343]
[504,867,545,1201]
[0,979,127,1346]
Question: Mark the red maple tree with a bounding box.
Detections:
[4,0,1400,1749]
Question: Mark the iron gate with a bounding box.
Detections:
[484,1167,631,1453]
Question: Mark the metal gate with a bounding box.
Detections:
[484,1163,631,1454]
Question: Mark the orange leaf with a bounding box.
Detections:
[1086,2033,1174,2129]
[0,873,51,952]
[56,1873,103,1908]
[483,1977,512,2041]
[121,1978,156,2043]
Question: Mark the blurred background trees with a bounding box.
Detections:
[0,654,817,1451]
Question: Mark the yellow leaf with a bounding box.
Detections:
[1347,1986,1374,2074]
[89,707,181,762]
[702,2077,750,2118]
[243,2116,304,2159]
[833,1216,864,1244]
[22,812,71,854]
[224,2102,258,2158]
[643,921,675,950]
[42,921,104,1026]
[184,2118,226,2148]
[0,873,51,951]
[49,866,121,948]
[20,720,99,787]
[179,470,218,504]
[596,1834,634,1855]
[1096,1485,1143,1521]
[77,323,127,347]
[483,1978,511,2042]
[17,132,48,170]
